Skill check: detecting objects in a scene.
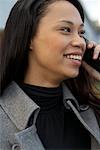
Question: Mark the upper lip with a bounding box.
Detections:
[63,51,83,57]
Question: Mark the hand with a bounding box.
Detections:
[82,41,100,81]
[86,41,100,60]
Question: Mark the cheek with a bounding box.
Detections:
[32,33,68,61]
[43,35,67,54]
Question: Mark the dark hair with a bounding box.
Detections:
[0,0,94,102]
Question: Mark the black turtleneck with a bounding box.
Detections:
[19,83,91,150]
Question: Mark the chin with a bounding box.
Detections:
[71,73,79,78]
[72,70,79,77]
[64,70,79,79]
[71,68,79,78]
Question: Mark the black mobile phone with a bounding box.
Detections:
[83,39,100,73]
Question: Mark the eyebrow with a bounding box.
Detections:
[58,20,84,27]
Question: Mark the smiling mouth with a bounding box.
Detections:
[63,54,82,61]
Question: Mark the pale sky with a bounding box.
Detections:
[0,0,100,28]
[0,0,17,28]
[80,0,100,25]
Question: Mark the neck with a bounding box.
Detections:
[24,67,61,88]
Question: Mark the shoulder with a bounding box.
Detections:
[89,98,100,127]
[94,109,100,127]
[0,104,19,149]
[0,104,14,134]
[0,82,21,149]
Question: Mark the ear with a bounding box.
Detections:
[29,39,33,51]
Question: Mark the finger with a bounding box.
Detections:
[93,45,100,59]
[87,41,96,49]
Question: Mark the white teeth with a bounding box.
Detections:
[65,55,82,61]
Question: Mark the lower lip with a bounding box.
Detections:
[71,59,81,66]
[64,57,82,66]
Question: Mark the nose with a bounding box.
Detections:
[71,34,86,50]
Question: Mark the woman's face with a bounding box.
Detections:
[28,1,86,85]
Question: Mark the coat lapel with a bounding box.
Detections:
[0,81,40,130]
[0,81,45,149]
[15,125,45,150]
[62,83,100,145]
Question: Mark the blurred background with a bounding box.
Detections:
[0,0,100,42]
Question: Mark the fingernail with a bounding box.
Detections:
[93,54,97,59]
[88,44,92,48]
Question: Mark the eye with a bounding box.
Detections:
[60,27,71,33]
[79,30,85,37]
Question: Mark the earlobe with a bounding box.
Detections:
[29,40,33,51]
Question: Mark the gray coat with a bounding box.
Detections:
[0,81,100,150]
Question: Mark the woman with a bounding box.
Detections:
[0,0,100,149]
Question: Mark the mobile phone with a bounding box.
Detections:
[83,39,100,73]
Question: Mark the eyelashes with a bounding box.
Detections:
[60,27,71,33]
[79,30,85,35]
[59,27,85,36]
[61,27,71,32]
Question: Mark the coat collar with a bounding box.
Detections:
[0,81,40,130]
[0,81,79,130]
[62,82,80,111]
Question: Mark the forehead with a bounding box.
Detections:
[41,1,83,26]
